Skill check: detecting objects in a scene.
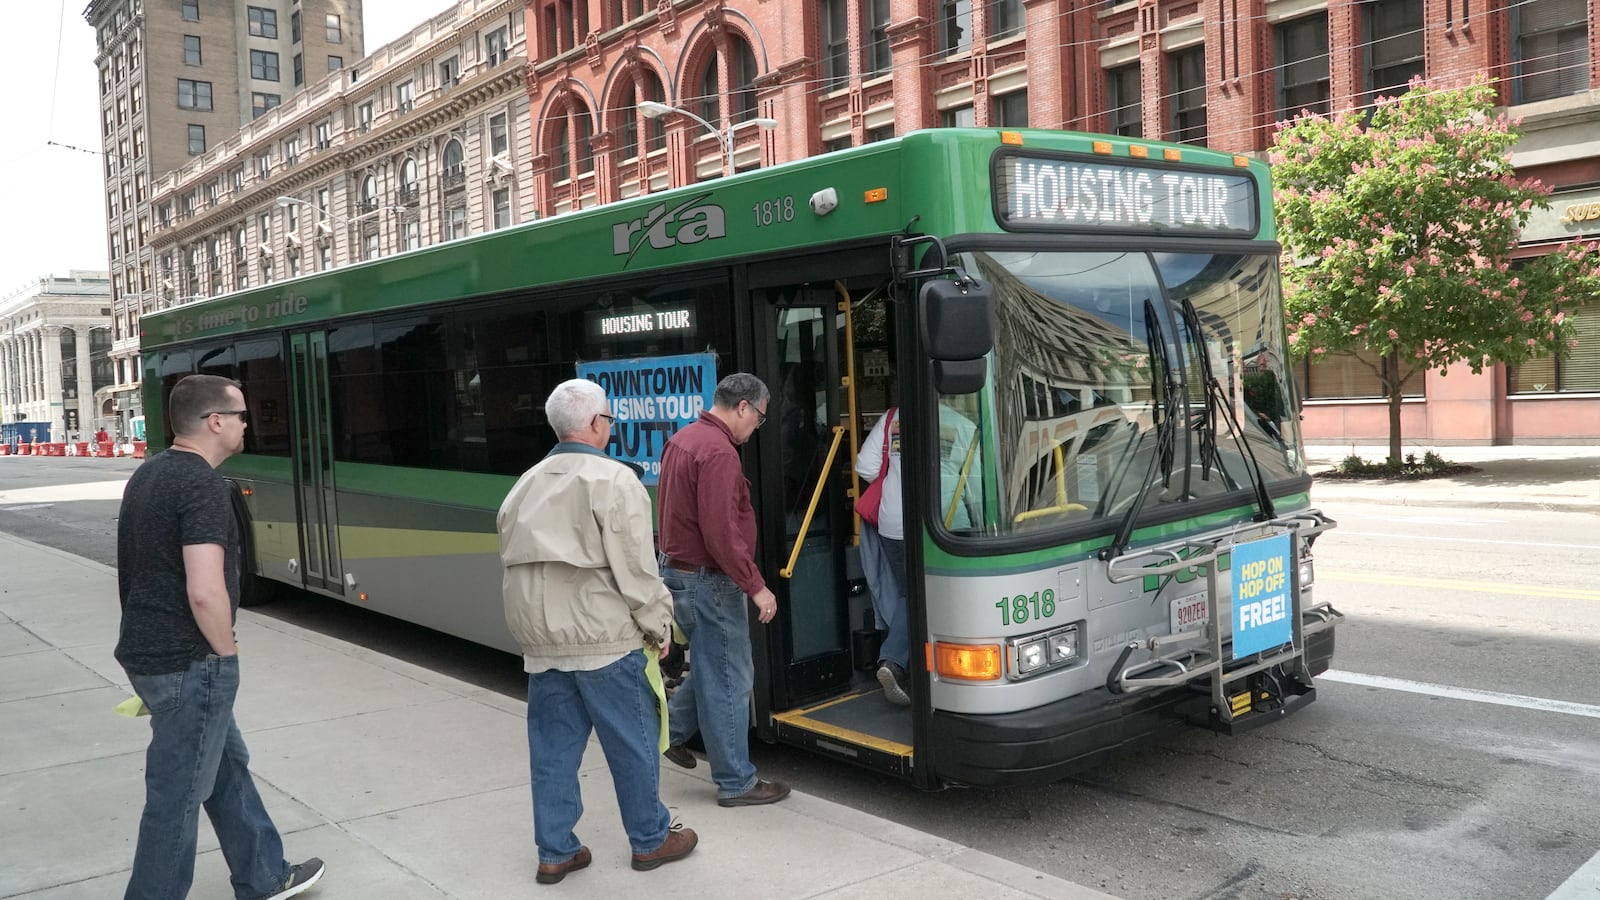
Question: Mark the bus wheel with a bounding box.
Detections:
[240,573,283,607]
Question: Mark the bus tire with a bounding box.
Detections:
[240,572,283,607]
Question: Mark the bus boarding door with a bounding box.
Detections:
[287,332,344,595]
[754,288,854,708]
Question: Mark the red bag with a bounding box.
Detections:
[854,408,895,526]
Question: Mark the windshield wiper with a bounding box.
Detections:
[1181,298,1275,521]
[1101,299,1180,561]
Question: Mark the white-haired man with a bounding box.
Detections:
[498,378,697,885]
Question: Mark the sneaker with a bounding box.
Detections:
[632,824,698,871]
[663,744,697,769]
[260,858,325,899]
[877,662,910,706]
[536,846,592,885]
[717,778,791,807]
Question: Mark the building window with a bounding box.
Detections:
[490,113,509,156]
[326,14,343,43]
[328,55,343,72]
[733,40,759,123]
[698,56,720,126]
[442,139,466,188]
[1107,64,1142,137]
[262,257,273,284]
[257,153,271,179]
[1366,0,1424,102]
[1509,305,1600,393]
[1277,14,1331,121]
[399,158,419,203]
[181,0,198,21]
[575,108,595,174]
[357,101,373,133]
[284,136,299,166]
[315,120,331,150]
[318,242,332,271]
[1515,0,1590,104]
[989,0,1024,40]
[402,218,421,251]
[445,205,468,241]
[486,27,509,66]
[177,79,213,110]
[187,124,205,155]
[493,188,511,229]
[1168,46,1207,145]
[291,10,301,43]
[440,57,459,89]
[940,0,973,55]
[359,174,378,212]
[252,92,281,118]
[866,125,894,142]
[362,229,380,261]
[183,35,201,66]
[248,7,278,38]
[993,89,1028,126]
[397,80,415,112]
[864,0,892,76]
[940,105,975,127]
[293,53,303,86]
[822,0,849,91]
[130,82,141,115]
[1298,350,1423,400]
[250,50,280,81]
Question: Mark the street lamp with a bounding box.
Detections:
[637,100,778,176]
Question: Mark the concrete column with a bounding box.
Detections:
[41,327,64,440]
[76,326,93,436]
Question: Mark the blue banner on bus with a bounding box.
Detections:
[577,352,716,485]
[1230,533,1293,659]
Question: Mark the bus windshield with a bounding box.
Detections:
[939,249,1304,538]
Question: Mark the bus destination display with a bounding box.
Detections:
[995,153,1257,236]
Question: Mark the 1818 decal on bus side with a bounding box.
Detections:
[995,590,1056,626]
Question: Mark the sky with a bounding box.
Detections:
[0,0,454,300]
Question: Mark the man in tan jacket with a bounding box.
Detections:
[497,378,696,885]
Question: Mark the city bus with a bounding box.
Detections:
[140,128,1340,789]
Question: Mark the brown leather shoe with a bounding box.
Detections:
[631,824,698,871]
[663,745,697,769]
[717,778,791,807]
[535,846,591,884]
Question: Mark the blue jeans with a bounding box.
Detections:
[664,569,758,800]
[861,524,909,670]
[526,651,671,863]
[125,655,288,900]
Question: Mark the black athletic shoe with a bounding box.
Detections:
[260,858,325,899]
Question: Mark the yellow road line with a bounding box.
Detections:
[1321,571,1600,602]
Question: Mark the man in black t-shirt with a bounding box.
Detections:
[116,374,325,900]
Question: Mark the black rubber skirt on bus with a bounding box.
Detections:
[929,629,1336,787]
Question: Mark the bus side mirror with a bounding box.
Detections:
[921,279,992,393]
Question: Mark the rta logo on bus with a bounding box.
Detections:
[612,194,726,263]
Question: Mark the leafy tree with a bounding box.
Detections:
[1270,74,1600,463]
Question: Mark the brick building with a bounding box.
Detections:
[520,0,1597,442]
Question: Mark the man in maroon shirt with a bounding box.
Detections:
[656,373,791,807]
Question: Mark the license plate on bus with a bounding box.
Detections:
[1170,593,1209,633]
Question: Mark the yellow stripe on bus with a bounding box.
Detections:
[771,697,914,758]
[1321,571,1600,603]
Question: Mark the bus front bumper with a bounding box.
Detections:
[928,627,1335,788]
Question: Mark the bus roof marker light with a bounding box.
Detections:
[1163,148,1183,161]
[863,187,888,204]
[935,641,1002,681]
[1129,145,1149,159]
[1233,154,1250,167]
[1000,131,1023,145]
[1092,140,1112,155]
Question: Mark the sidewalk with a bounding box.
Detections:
[1305,443,1600,512]
[0,531,1113,900]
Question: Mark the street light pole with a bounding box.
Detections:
[637,100,779,176]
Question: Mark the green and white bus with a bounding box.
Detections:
[141,128,1339,788]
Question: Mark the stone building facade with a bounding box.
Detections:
[0,272,115,440]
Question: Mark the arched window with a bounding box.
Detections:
[732,39,758,123]
[400,158,417,190]
[442,139,463,174]
[359,174,378,210]
[619,72,667,161]
[551,116,570,182]
[548,99,595,181]
[698,55,719,126]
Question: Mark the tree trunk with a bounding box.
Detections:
[1384,353,1403,465]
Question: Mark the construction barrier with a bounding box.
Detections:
[97,441,115,457]
[132,442,147,459]
[74,442,90,456]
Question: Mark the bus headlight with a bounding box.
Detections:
[1299,557,1315,588]
[1006,624,1079,680]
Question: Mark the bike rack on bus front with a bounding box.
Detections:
[1100,510,1343,729]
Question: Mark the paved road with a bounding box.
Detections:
[3,456,1596,898]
